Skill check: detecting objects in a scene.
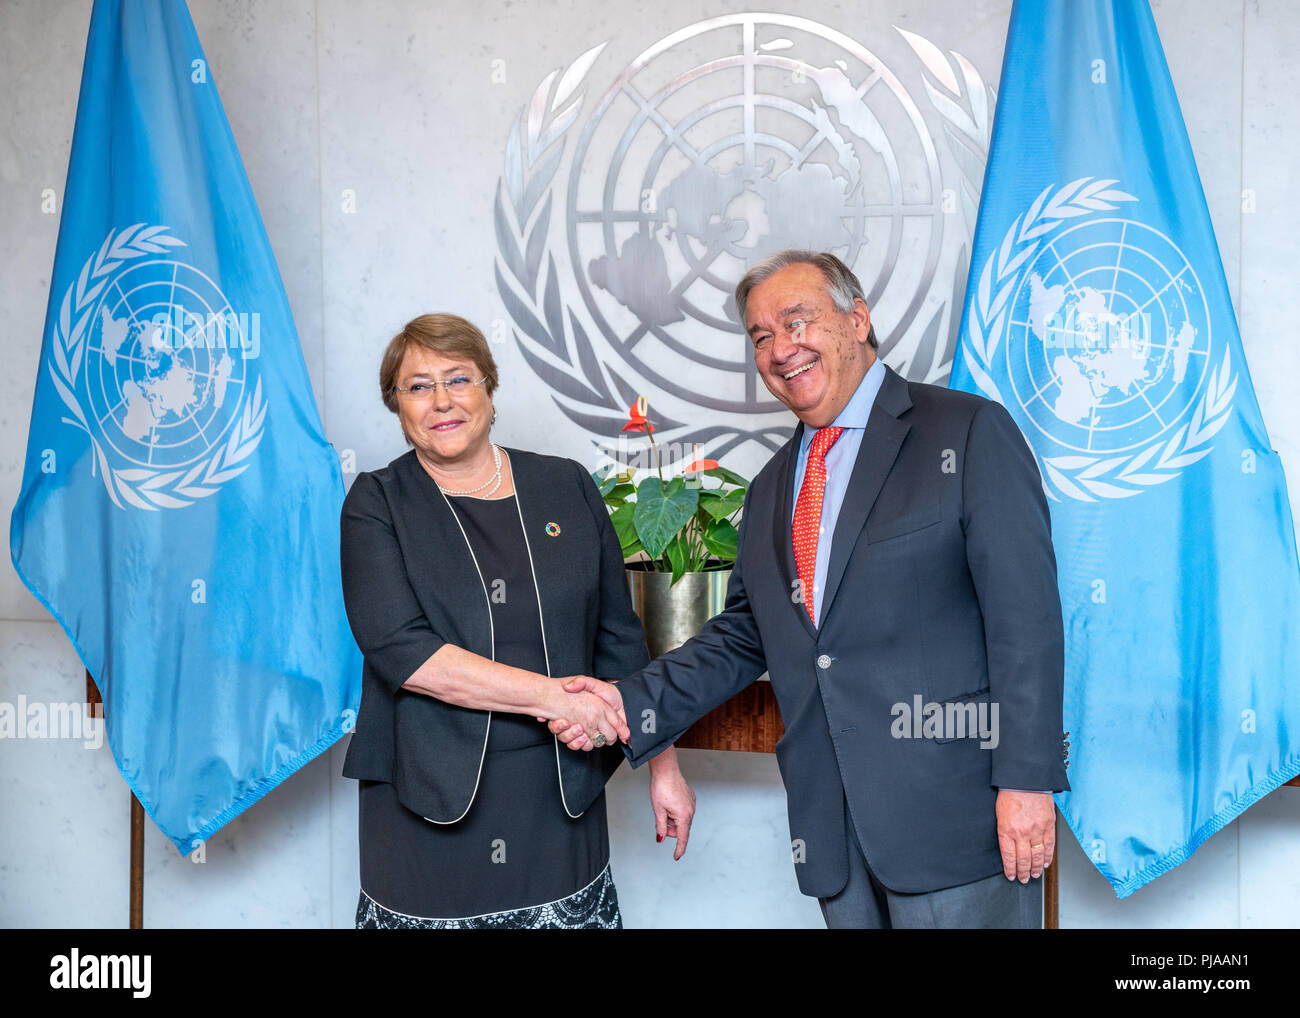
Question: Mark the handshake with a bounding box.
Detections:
[539,676,629,752]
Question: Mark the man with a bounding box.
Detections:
[558,250,1069,928]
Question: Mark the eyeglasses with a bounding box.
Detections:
[391,376,488,402]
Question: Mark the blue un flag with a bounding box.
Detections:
[9,0,361,853]
[951,0,1300,896]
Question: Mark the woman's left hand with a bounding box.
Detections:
[648,748,695,860]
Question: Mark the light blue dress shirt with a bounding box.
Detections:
[789,356,886,628]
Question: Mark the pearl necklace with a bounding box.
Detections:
[437,444,503,497]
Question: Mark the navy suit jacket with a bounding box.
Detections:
[617,365,1070,897]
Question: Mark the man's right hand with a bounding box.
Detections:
[548,676,627,751]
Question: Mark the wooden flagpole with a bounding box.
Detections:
[86,668,143,929]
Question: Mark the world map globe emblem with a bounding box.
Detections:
[565,13,944,414]
[84,259,251,469]
[1004,218,1212,455]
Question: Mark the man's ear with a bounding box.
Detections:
[853,297,872,345]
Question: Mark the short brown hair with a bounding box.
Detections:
[734,250,878,349]
[379,313,499,413]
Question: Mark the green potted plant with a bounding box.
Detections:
[593,398,748,657]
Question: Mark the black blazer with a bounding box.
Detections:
[339,447,649,823]
[617,366,1070,897]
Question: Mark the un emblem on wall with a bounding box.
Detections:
[961,179,1237,501]
[48,224,266,510]
[496,14,993,466]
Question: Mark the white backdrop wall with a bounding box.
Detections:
[1,0,1297,928]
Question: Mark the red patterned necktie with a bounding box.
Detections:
[792,426,844,623]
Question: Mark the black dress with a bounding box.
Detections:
[354,492,621,928]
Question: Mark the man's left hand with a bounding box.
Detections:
[995,789,1056,882]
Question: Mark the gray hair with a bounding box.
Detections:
[734,249,878,349]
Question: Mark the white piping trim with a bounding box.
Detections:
[509,470,586,819]
[420,484,496,826]
[359,861,611,922]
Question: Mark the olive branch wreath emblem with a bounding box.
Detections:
[47,223,267,511]
[492,43,712,455]
[897,27,995,385]
[960,178,1237,502]
[495,29,998,459]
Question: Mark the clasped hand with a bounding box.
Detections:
[538,676,629,748]
[539,676,628,751]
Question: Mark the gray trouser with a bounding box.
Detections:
[818,798,1043,929]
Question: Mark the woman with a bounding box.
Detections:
[341,312,694,929]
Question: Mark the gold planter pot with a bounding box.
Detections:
[627,567,731,659]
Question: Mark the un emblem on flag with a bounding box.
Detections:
[962,178,1236,501]
[47,224,267,511]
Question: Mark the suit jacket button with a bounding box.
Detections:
[817,654,832,669]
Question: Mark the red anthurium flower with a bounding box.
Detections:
[684,459,719,473]
[622,398,655,433]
